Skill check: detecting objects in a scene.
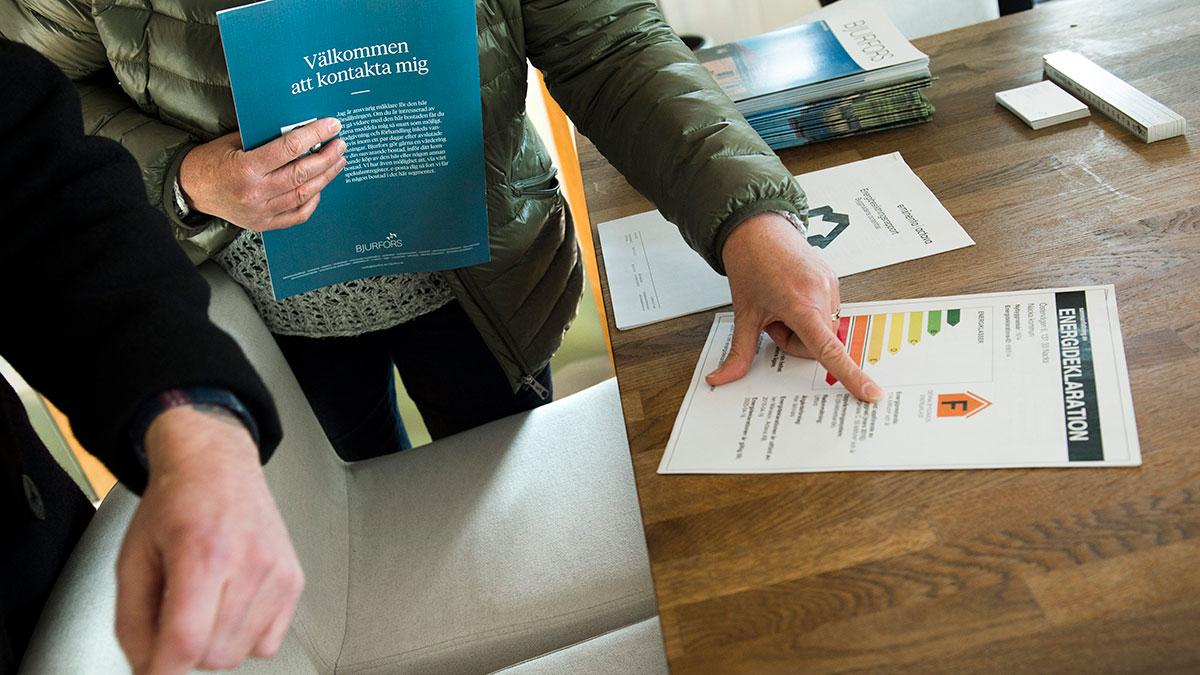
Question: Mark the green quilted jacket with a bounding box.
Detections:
[2,0,807,392]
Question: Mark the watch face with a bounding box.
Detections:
[173,177,191,218]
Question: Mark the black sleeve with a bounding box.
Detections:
[0,40,282,494]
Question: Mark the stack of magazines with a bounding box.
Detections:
[696,10,933,150]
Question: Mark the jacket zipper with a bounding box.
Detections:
[509,168,559,198]
[454,168,559,400]
[521,373,550,399]
[452,269,550,401]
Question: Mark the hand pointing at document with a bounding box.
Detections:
[706,212,885,403]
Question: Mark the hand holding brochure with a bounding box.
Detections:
[599,153,974,330]
[217,0,488,299]
[659,286,1140,474]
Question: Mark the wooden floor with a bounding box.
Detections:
[577,0,1200,671]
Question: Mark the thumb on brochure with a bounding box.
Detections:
[706,315,762,386]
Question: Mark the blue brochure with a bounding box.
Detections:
[217,0,488,300]
[698,21,860,101]
[694,10,928,114]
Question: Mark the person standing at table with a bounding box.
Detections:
[4,0,883,463]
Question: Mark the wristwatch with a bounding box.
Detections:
[128,387,260,468]
[172,175,192,220]
[775,209,809,236]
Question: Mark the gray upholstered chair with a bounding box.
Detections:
[19,266,667,674]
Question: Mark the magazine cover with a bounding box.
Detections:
[696,9,927,105]
[218,0,488,299]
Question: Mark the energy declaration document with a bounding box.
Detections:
[599,152,974,330]
[659,286,1141,474]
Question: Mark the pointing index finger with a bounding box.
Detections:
[791,308,884,403]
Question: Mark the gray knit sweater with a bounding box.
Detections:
[216,230,454,337]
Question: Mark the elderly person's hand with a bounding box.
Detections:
[115,405,302,674]
[178,117,345,231]
[707,212,884,403]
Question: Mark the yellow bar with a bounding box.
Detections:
[867,313,888,364]
[888,313,905,354]
[908,311,923,345]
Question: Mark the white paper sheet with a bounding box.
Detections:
[598,152,974,330]
[659,286,1141,474]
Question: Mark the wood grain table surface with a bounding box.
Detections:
[575,0,1199,671]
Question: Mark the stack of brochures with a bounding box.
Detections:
[696,9,934,150]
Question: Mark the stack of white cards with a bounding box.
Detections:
[1043,50,1186,143]
[995,80,1089,130]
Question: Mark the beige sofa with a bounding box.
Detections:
[19,266,667,674]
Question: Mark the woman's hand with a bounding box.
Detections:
[178,117,346,231]
[707,212,884,403]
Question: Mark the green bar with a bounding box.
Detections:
[947,309,961,326]
[928,310,942,336]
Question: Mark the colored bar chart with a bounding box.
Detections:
[826,308,963,385]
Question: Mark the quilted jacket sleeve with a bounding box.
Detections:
[0,0,233,263]
[74,80,237,263]
[522,0,808,274]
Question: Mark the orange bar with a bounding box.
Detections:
[849,314,870,368]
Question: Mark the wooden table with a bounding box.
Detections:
[577,0,1200,671]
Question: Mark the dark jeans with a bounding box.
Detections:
[273,301,552,462]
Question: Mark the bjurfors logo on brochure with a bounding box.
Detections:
[355,232,404,254]
[842,19,894,63]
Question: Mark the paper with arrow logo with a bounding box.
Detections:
[597,152,973,330]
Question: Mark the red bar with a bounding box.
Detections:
[825,315,853,385]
